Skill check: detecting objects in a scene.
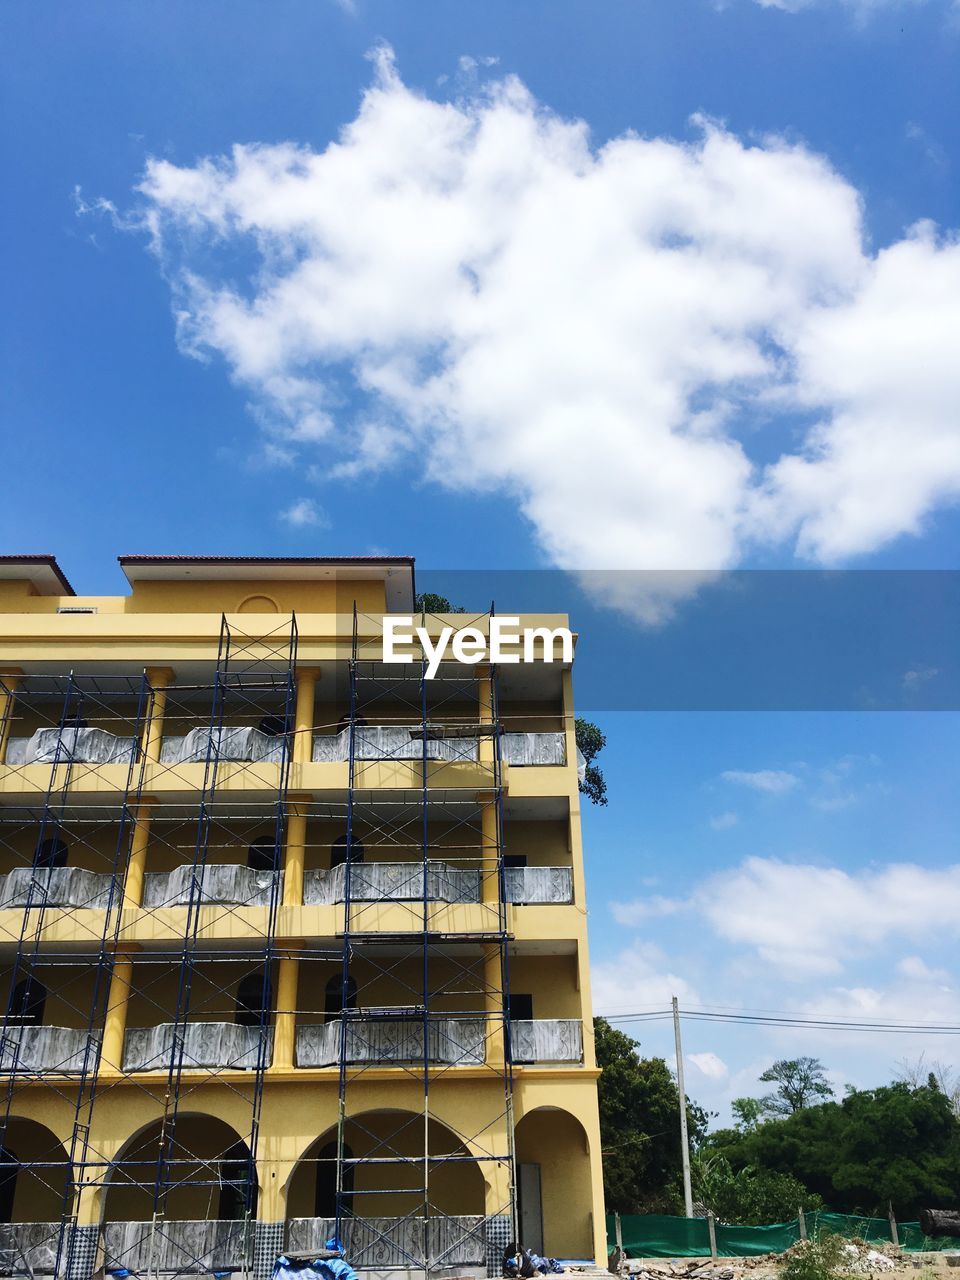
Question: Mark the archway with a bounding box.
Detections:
[286,1111,486,1266]
[104,1114,256,1277]
[514,1108,592,1260]
[0,1117,71,1223]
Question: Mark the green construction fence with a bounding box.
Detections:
[606,1212,960,1258]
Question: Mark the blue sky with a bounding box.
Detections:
[3,0,960,1119]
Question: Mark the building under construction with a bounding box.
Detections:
[0,554,604,1280]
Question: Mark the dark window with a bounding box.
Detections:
[247,837,280,873]
[503,855,527,869]
[508,993,533,1022]
[9,977,46,1026]
[0,1146,17,1224]
[235,971,269,1027]
[218,1143,252,1220]
[258,715,287,738]
[35,836,68,869]
[314,1141,353,1218]
[323,974,357,1023]
[330,836,364,868]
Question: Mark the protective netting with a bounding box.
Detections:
[509,1019,583,1063]
[5,728,136,765]
[160,726,287,764]
[122,1022,270,1071]
[141,864,280,908]
[295,1017,486,1067]
[287,1215,486,1268]
[304,861,481,905]
[0,1026,98,1072]
[0,1222,61,1274]
[608,1212,960,1257]
[504,866,573,903]
[103,1219,249,1273]
[0,866,117,909]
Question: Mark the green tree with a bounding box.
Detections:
[731,1096,765,1132]
[414,592,466,614]
[759,1058,834,1116]
[595,1017,707,1212]
[688,1151,822,1225]
[711,1081,960,1218]
[575,718,608,806]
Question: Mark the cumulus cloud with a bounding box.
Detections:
[592,941,699,1013]
[649,856,960,977]
[128,49,960,597]
[721,768,801,793]
[279,497,328,527]
[689,1051,729,1080]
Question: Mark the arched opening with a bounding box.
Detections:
[514,1108,593,1260]
[0,1117,72,1227]
[246,837,280,873]
[330,836,364,869]
[286,1112,485,1266]
[234,971,269,1027]
[323,975,356,1023]
[8,978,46,1026]
[34,837,67,870]
[104,1114,255,1276]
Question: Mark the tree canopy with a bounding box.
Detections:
[758,1058,835,1117]
[575,717,608,806]
[595,1017,708,1213]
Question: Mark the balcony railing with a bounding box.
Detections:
[0,1223,62,1276]
[304,861,480,905]
[159,727,287,765]
[296,1016,486,1068]
[0,866,117,909]
[288,1215,486,1269]
[141,865,280,908]
[510,1019,583,1063]
[312,727,570,767]
[122,1023,270,1071]
[504,866,573,904]
[0,1026,99,1073]
[103,1220,249,1275]
[4,728,136,766]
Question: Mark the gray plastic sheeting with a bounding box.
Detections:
[296,1017,486,1068]
[141,865,279,908]
[0,866,117,909]
[122,1023,271,1071]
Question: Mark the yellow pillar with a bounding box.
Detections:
[141,667,175,764]
[485,943,506,1068]
[122,798,156,910]
[483,1117,515,1222]
[101,945,138,1072]
[283,796,310,908]
[272,942,302,1070]
[0,667,23,764]
[293,667,319,766]
[74,1181,103,1228]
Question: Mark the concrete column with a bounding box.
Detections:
[282,797,310,908]
[122,798,156,910]
[0,667,23,764]
[293,667,319,767]
[141,667,175,764]
[101,945,138,1072]
[271,942,303,1070]
[485,945,506,1067]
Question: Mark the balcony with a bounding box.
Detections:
[0,866,117,910]
[296,1015,486,1067]
[504,866,572,904]
[288,1215,485,1269]
[0,1026,98,1073]
[103,1219,248,1275]
[4,728,136,766]
[0,1223,61,1276]
[141,865,280,908]
[159,726,288,765]
[122,1023,270,1071]
[304,861,480,905]
[510,1018,583,1064]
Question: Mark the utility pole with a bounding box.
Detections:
[673,995,694,1218]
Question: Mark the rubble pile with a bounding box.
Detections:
[613,1237,947,1280]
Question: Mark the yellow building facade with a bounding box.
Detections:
[0,555,604,1280]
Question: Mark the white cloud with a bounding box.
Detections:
[721,768,801,793]
[127,50,960,594]
[279,497,328,527]
[710,811,740,830]
[592,941,699,1013]
[689,1051,729,1080]
[896,955,951,984]
[610,895,687,924]
[903,666,939,691]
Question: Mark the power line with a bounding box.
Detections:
[603,1008,960,1035]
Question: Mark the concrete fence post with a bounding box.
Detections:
[707,1212,718,1260]
[798,1208,807,1241]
